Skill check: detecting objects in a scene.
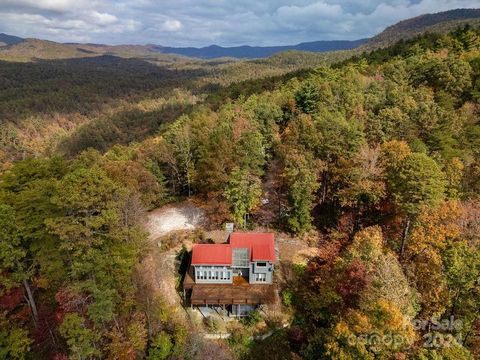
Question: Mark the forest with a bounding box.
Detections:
[0,47,344,164]
[1,23,480,359]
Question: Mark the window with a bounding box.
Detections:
[221,271,230,280]
[256,273,266,282]
[257,262,267,267]
[197,267,232,281]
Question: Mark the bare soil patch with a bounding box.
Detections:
[145,200,206,241]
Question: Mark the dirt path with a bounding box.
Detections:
[138,201,207,308]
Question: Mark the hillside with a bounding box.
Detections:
[0,33,24,46]
[363,8,480,49]
[0,38,182,62]
[152,38,367,59]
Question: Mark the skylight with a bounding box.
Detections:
[232,248,249,267]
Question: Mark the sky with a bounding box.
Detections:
[0,0,479,47]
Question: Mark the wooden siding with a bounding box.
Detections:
[183,265,275,305]
[190,283,275,305]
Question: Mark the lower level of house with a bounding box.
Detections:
[195,304,257,318]
[183,266,275,316]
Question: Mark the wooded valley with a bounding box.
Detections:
[1,13,480,360]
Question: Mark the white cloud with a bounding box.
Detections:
[161,19,183,32]
[276,1,343,19]
[0,0,478,46]
[89,11,118,26]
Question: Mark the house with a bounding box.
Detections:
[183,232,276,317]
[192,233,275,284]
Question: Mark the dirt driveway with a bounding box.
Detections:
[138,201,206,308]
[145,201,206,241]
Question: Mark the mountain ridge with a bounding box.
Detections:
[363,8,480,49]
[0,33,24,46]
[0,34,366,60]
[151,39,368,59]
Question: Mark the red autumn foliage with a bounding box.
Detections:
[53,354,69,360]
[304,237,342,283]
[336,259,370,308]
[12,306,31,322]
[337,211,355,238]
[0,287,24,311]
[288,325,307,345]
[54,288,85,324]
[0,286,31,323]
[316,238,342,263]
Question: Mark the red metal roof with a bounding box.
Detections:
[190,233,275,265]
[191,244,232,265]
[230,233,276,262]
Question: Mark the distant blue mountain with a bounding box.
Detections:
[0,33,24,46]
[151,39,368,59]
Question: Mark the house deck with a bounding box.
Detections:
[183,266,275,305]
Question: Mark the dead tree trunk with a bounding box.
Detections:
[320,171,328,204]
[23,279,38,326]
[400,218,411,260]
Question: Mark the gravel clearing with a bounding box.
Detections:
[146,201,206,241]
